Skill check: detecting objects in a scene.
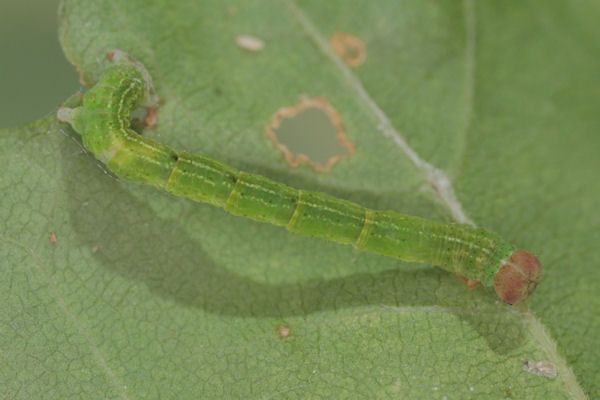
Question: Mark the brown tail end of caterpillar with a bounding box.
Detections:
[494,250,543,305]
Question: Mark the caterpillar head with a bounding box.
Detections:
[494,250,543,305]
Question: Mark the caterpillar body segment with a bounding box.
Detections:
[167,150,512,286]
[57,50,543,305]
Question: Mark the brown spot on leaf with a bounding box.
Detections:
[265,97,355,172]
[276,324,292,338]
[48,232,57,243]
[330,32,366,67]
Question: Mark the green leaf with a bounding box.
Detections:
[2,0,598,398]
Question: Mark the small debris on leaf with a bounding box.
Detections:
[523,360,557,379]
[236,34,265,52]
[276,324,292,338]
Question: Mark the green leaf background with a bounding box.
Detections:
[2,0,599,398]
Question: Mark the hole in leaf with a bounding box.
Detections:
[265,97,355,172]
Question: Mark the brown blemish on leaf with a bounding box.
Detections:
[523,360,557,379]
[236,34,265,52]
[265,97,355,172]
[48,232,57,243]
[330,32,366,67]
[276,324,292,339]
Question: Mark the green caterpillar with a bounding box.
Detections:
[57,50,542,305]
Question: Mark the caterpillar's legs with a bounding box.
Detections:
[130,118,147,135]
[141,104,159,129]
[456,274,481,290]
[130,105,158,131]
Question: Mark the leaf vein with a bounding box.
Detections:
[285,0,474,225]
